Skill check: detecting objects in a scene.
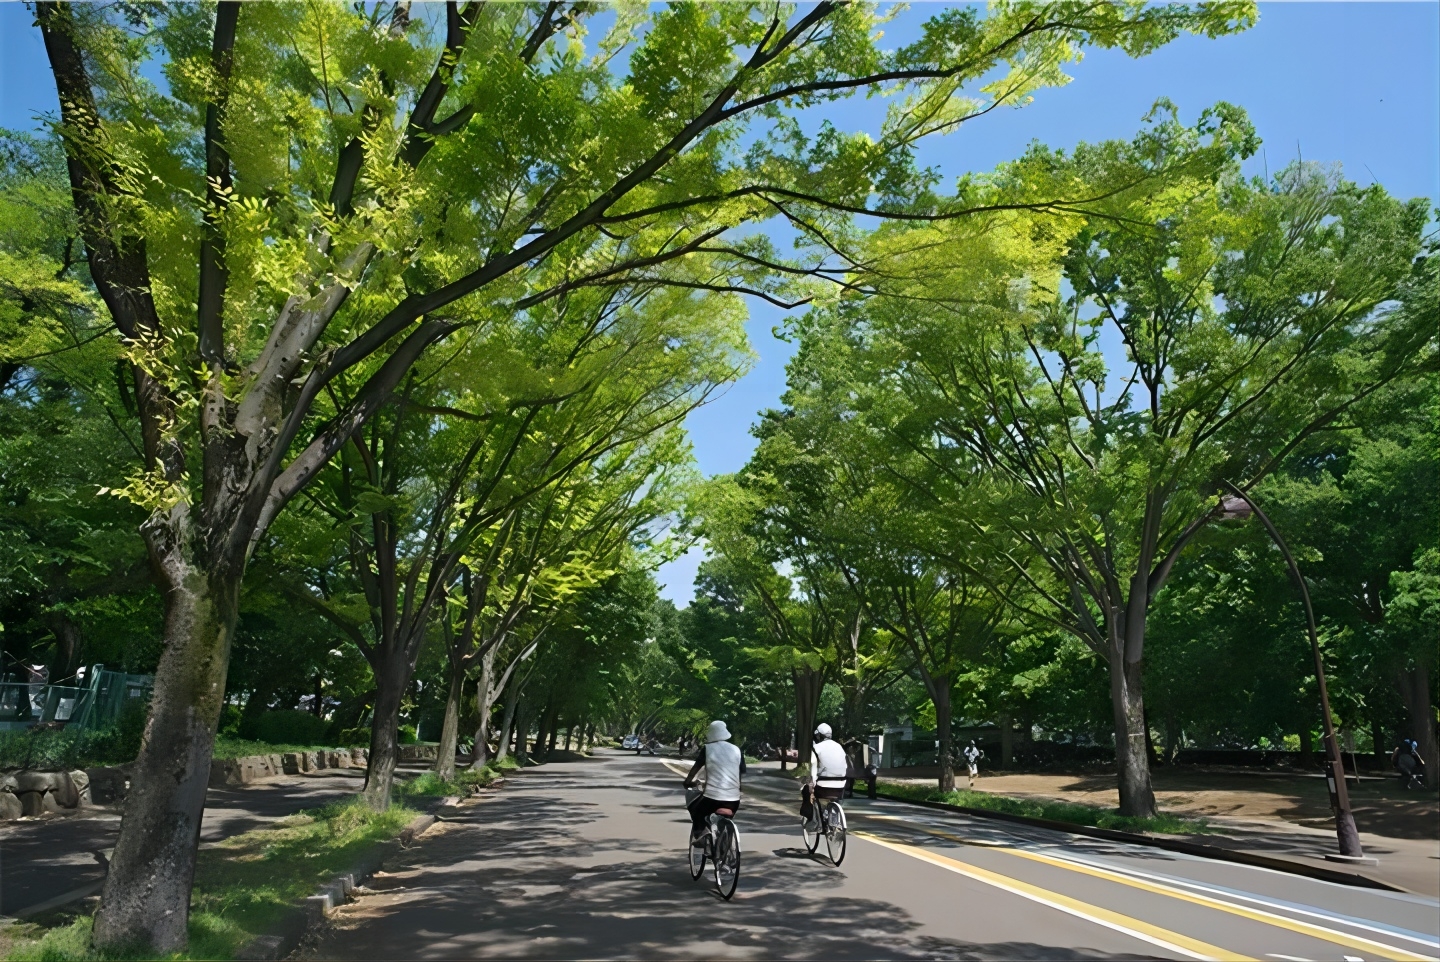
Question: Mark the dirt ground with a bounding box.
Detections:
[885,767,1440,841]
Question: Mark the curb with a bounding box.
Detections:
[235,797,455,961]
[873,791,1408,893]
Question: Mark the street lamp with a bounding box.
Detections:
[1215,482,1369,863]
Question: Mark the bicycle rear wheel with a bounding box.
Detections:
[826,803,847,866]
[713,818,741,900]
[688,827,707,879]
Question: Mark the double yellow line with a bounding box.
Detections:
[857,814,1436,962]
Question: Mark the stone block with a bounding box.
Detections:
[0,772,18,792]
[50,772,78,808]
[304,893,334,921]
[15,770,64,793]
[0,790,22,820]
[68,768,90,796]
[19,791,45,816]
[282,753,303,775]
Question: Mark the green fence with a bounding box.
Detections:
[0,666,153,731]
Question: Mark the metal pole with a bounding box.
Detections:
[1220,482,1365,860]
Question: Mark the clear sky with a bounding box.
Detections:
[3,3,1436,605]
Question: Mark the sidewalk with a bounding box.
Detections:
[0,768,368,918]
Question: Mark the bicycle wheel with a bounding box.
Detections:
[802,804,821,853]
[688,827,707,880]
[826,802,847,866]
[713,818,741,901]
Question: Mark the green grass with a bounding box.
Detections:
[393,764,501,798]
[878,780,1215,835]
[3,797,418,961]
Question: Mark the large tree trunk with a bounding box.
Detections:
[92,548,242,952]
[434,663,465,780]
[494,674,522,763]
[935,682,955,793]
[1109,654,1157,818]
[1396,663,1438,774]
[470,647,497,768]
[363,649,409,809]
[793,666,824,777]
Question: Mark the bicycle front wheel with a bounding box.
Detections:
[802,806,821,853]
[688,828,707,879]
[826,803,847,866]
[713,819,741,900]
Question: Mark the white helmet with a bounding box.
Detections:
[813,722,832,740]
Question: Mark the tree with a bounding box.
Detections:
[816,112,1431,814]
[30,1,1258,945]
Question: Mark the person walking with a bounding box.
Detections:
[963,740,984,789]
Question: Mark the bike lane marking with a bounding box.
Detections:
[858,811,1436,962]
[855,831,1247,961]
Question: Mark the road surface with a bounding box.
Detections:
[310,750,1439,960]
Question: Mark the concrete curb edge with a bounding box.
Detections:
[235,799,451,961]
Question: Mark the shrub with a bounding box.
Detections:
[397,725,418,745]
[249,710,330,746]
[335,726,371,747]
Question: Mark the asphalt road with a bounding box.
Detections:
[311,750,1440,961]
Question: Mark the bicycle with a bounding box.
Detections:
[685,788,742,900]
[802,790,847,866]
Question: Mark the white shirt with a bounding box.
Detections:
[811,738,849,788]
[693,740,744,801]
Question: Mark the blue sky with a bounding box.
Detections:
[3,3,1436,605]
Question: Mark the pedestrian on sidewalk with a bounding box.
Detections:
[963,740,984,789]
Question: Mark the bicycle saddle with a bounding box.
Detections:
[713,807,735,817]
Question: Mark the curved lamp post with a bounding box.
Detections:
[1215,481,1368,862]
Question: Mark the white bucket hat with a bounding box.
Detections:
[705,720,731,743]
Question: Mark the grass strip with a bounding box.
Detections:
[878,780,1216,835]
[393,758,515,798]
[3,797,418,961]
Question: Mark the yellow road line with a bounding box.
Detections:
[1003,847,1437,962]
[857,832,1251,961]
[859,812,1436,962]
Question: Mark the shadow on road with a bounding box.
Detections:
[314,759,1157,961]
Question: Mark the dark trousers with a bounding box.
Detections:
[688,796,740,834]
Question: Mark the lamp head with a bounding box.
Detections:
[1217,494,1253,521]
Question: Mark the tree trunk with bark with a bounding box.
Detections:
[1396,664,1438,774]
[363,648,411,809]
[1109,654,1157,818]
[792,666,824,777]
[1298,728,1315,770]
[92,554,242,951]
[934,682,955,793]
[469,647,497,767]
[434,664,465,780]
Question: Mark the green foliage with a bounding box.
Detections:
[242,711,330,748]
[878,781,1214,835]
[396,725,418,745]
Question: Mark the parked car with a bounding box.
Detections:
[621,734,640,750]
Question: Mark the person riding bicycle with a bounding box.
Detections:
[1393,737,1427,789]
[683,720,746,844]
[806,723,849,819]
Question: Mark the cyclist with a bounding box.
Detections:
[683,720,746,844]
[806,723,849,819]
